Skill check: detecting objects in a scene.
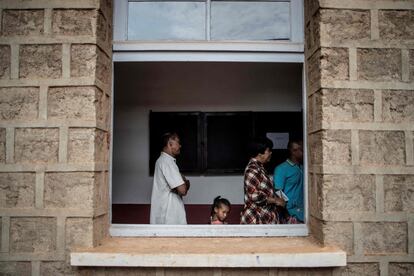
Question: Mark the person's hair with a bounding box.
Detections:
[287,139,303,153]
[210,196,231,216]
[248,137,273,158]
[161,132,179,149]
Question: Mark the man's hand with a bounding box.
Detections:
[185,179,190,191]
[267,196,286,207]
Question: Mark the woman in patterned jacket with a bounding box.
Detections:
[240,137,286,224]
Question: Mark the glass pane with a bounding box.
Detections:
[211,1,290,40]
[128,1,206,40]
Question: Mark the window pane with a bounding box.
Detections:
[128,1,206,40]
[211,1,290,40]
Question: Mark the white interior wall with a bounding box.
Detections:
[112,62,302,204]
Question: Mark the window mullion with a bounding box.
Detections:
[206,0,211,40]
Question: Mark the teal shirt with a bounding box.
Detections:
[274,159,304,222]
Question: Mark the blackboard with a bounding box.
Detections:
[149,111,303,175]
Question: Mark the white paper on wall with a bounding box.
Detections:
[266,132,289,149]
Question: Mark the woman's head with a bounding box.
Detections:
[248,137,274,164]
[211,196,231,222]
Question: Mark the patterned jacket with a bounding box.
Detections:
[240,158,279,224]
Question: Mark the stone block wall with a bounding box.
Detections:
[0,0,112,275]
[305,0,414,275]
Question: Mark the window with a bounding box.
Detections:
[111,0,306,236]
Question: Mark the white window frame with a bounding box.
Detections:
[110,0,308,237]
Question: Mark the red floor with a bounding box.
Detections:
[112,204,244,224]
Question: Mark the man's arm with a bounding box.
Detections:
[174,183,188,196]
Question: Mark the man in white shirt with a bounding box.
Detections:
[150,133,190,224]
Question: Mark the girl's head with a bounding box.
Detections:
[211,196,231,222]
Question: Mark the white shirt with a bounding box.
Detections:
[150,152,187,224]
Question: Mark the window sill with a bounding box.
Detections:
[70,237,346,268]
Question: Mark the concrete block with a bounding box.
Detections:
[410,50,414,81]
[361,222,407,254]
[40,261,79,276]
[0,128,5,163]
[0,262,31,276]
[19,44,62,79]
[307,51,321,93]
[96,48,111,84]
[71,44,97,78]
[1,9,44,36]
[323,130,352,165]
[379,10,414,41]
[0,45,11,79]
[66,218,94,249]
[332,263,379,276]
[222,268,268,276]
[321,48,349,82]
[0,87,39,121]
[382,90,414,122]
[0,173,35,208]
[15,128,59,163]
[359,131,405,166]
[384,175,414,212]
[68,128,107,163]
[52,9,96,36]
[321,89,374,122]
[321,174,375,212]
[10,217,57,253]
[102,267,157,276]
[319,9,370,44]
[389,263,414,276]
[44,172,95,209]
[48,86,102,121]
[357,48,401,81]
[323,222,354,255]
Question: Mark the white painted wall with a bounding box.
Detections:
[112,62,302,204]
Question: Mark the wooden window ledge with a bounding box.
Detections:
[71,237,346,268]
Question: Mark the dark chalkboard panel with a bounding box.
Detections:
[204,112,253,174]
[149,111,303,175]
[149,111,201,174]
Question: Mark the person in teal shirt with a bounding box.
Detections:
[273,140,304,223]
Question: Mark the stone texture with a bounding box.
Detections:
[0,128,5,163]
[102,267,156,276]
[321,174,375,212]
[93,214,108,247]
[96,48,111,84]
[359,131,405,166]
[332,263,379,276]
[410,50,414,81]
[0,45,11,79]
[1,10,44,36]
[307,50,321,93]
[97,11,108,47]
[19,44,62,79]
[319,9,370,44]
[0,262,31,276]
[52,9,96,36]
[66,218,94,250]
[308,131,323,166]
[48,86,103,121]
[384,175,414,212]
[357,48,401,81]
[323,222,354,255]
[0,87,39,121]
[361,222,407,254]
[382,90,414,122]
[94,172,109,210]
[10,217,57,253]
[0,173,35,208]
[222,269,269,276]
[322,130,352,165]
[44,172,95,208]
[320,47,349,82]
[166,268,214,276]
[321,89,374,122]
[389,263,414,276]
[40,261,78,276]
[14,128,59,164]
[68,128,107,163]
[71,44,97,78]
[379,10,414,41]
